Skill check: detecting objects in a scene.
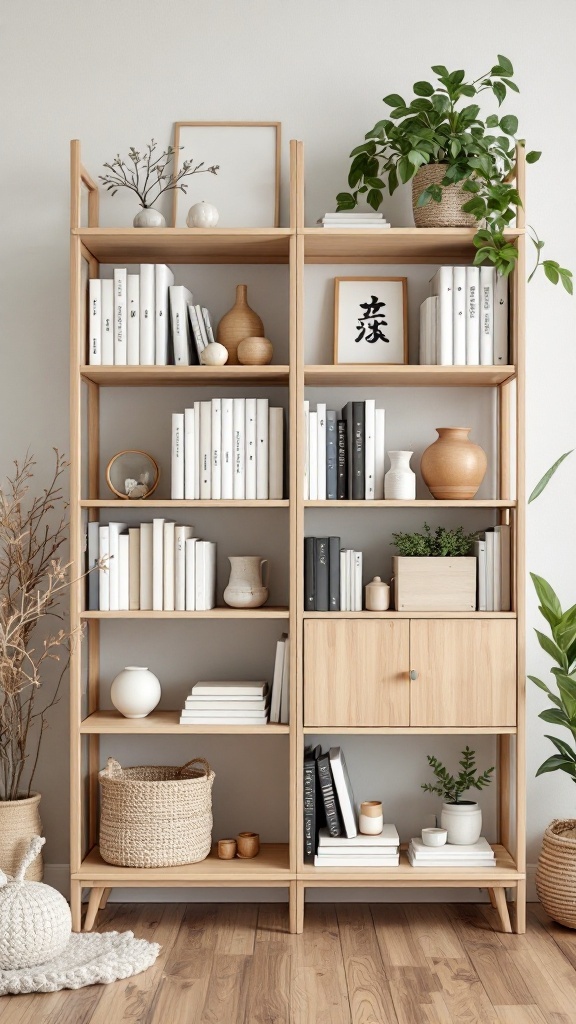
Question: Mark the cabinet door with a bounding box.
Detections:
[409,620,516,728]
[304,619,410,727]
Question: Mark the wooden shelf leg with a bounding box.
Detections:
[289,881,297,934]
[70,880,82,932]
[84,886,105,932]
[99,887,112,910]
[487,887,498,909]
[514,880,526,934]
[491,886,512,934]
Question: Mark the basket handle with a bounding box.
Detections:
[178,756,211,778]
[101,757,123,778]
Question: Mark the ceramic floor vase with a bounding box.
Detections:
[223,556,269,608]
[0,793,43,881]
[440,801,482,845]
[217,285,264,365]
[420,427,487,499]
[384,451,416,500]
[412,164,476,228]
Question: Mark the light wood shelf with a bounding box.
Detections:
[80,607,289,620]
[304,499,516,508]
[299,845,521,883]
[73,844,291,883]
[303,610,517,619]
[81,499,289,508]
[303,227,523,263]
[81,365,290,387]
[76,227,292,264]
[305,365,516,387]
[303,725,517,735]
[80,711,289,735]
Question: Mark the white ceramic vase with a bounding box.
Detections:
[223,556,269,609]
[133,208,166,228]
[110,666,161,718]
[200,342,229,365]
[187,201,219,228]
[440,801,482,845]
[384,451,416,500]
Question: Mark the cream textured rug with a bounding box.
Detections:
[0,930,160,995]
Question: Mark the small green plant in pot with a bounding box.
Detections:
[391,524,477,611]
[422,746,494,844]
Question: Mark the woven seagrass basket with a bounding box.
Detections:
[536,819,576,928]
[99,756,215,868]
[412,164,477,228]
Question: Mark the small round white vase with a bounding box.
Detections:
[110,666,161,718]
[200,342,229,365]
[440,802,482,845]
[133,208,166,228]
[187,201,219,228]
[384,451,416,500]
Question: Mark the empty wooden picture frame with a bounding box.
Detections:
[171,121,281,228]
[333,277,408,365]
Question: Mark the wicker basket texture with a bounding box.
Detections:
[412,164,477,228]
[536,819,576,929]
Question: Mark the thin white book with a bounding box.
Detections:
[429,295,439,364]
[309,412,318,501]
[184,407,196,500]
[329,747,357,838]
[374,408,386,499]
[269,407,284,500]
[113,268,127,365]
[429,267,453,365]
[152,518,165,611]
[155,264,175,365]
[139,265,155,365]
[493,527,502,612]
[314,855,399,866]
[180,708,269,720]
[473,537,487,612]
[322,212,387,220]
[410,837,494,857]
[364,399,375,499]
[118,534,130,611]
[221,398,234,500]
[354,551,363,611]
[101,279,114,365]
[317,846,399,857]
[128,528,140,610]
[171,413,185,499]
[139,523,153,610]
[495,524,511,612]
[452,266,466,365]
[169,285,193,365]
[319,826,399,847]
[340,550,347,611]
[316,403,327,501]
[199,401,212,499]
[346,549,353,612]
[201,307,216,344]
[163,522,175,612]
[245,398,257,499]
[269,634,287,723]
[408,852,494,867]
[88,278,101,364]
[108,522,128,611]
[194,304,209,348]
[187,304,206,360]
[127,273,140,365]
[211,398,222,500]
[179,715,269,725]
[480,265,495,365]
[303,401,310,500]
[194,403,201,499]
[98,526,110,611]
[233,399,246,500]
[175,525,193,611]
[419,297,430,365]
[280,637,290,725]
[494,272,509,365]
[195,541,214,611]
[256,398,270,499]
[465,266,480,365]
[185,537,199,610]
[185,697,268,711]
[485,529,495,612]
[191,681,268,697]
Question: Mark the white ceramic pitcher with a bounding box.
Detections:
[223,556,269,608]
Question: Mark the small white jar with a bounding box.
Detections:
[421,827,447,847]
[365,576,390,611]
[110,666,161,719]
[440,801,482,845]
[359,801,383,835]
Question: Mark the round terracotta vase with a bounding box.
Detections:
[420,427,487,499]
[0,793,43,881]
[216,285,264,365]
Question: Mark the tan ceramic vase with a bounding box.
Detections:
[0,793,43,880]
[237,336,273,366]
[216,285,264,365]
[420,427,487,499]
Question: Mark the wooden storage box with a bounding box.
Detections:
[392,556,476,611]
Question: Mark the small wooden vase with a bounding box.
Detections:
[420,427,487,499]
[218,839,237,860]
[217,285,264,365]
[237,336,273,365]
[236,832,260,858]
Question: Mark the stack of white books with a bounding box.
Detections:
[314,826,400,867]
[171,399,284,500]
[419,266,508,367]
[473,525,511,612]
[180,681,270,725]
[318,212,391,229]
[408,836,496,868]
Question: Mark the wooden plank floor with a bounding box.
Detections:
[2,902,576,1023]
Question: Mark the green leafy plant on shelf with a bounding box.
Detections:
[392,522,475,557]
[422,747,495,803]
[336,56,572,291]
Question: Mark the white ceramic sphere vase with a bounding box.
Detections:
[384,451,416,500]
[440,801,482,845]
[110,666,161,719]
[133,208,166,228]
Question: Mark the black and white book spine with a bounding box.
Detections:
[155,264,174,365]
[308,412,318,501]
[169,285,193,366]
[185,537,198,611]
[480,266,495,365]
[465,267,480,365]
[87,521,100,610]
[101,279,114,365]
[339,549,347,611]
[354,550,363,611]
[329,536,340,611]
[314,537,329,612]
[171,413,184,499]
[127,273,140,365]
[336,420,347,500]
[303,747,317,862]
[303,401,310,500]
[201,307,216,344]
[88,279,101,364]
[118,534,130,611]
[352,402,365,500]
[211,398,222,500]
[317,754,342,837]
[139,522,153,610]
[233,398,246,500]
[256,398,269,499]
[98,526,110,610]
[245,398,257,499]
[429,266,453,365]
[187,304,205,361]
[316,403,327,501]
[221,398,234,500]
[108,522,128,611]
[129,528,140,610]
[493,272,509,365]
[269,407,284,500]
[152,518,165,611]
[304,537,315,611]
[326,411,338,500]
[199,401,212,499]
[139,264,155,365]
[163,522,175,612]
[473,537,486,611]
[113,268,127,365]
[452,266,466,365]
[184,407,196,500]
[374,408,386,499]
[364,399,375,499]
[175,525,193,611]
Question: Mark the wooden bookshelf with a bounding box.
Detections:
[80,711,290,735]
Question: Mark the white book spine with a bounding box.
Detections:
[374,408,386,500]
[152,518,165,611]
[354,551,362,611]
[452,266,466,365]
[139,265,155,365]
[280,637,290,724]
[88,279,101,364]
[204,541,217,611]
[474,538,486,612]
[194,304,209,348]
[163,522,175,612]
[268,407,284,500]
[98,526,110,611]
[256,398,269,499]
[139,523,153,610]
[245,398,257,499]
[340,550,347,611]
[175,526,193,611]
[346,549,353,611]
[108,523,127,611]
[113,268,127,365]
[430,267,453,365]
[126,274,140,365]
[199,401,212,499]
[494,272,509,365]
[155,264,174,365]
[493,528,502,613]
[495,524,511,612]
[195,541,206,610]
[171,413,184,499]
[221,398,234,500]
[201,307,216,344]
[211,398,222,500]
[185,538,198,610]
[303,401,310,500]
[118,534,130,611]
[188,304,206,359]
[480,266,495,365]
[419,299,428,365]
[169,285,193,366]
[429,295,439,365]
[129,528,140,610]
[485,530,495,612]
[309,412,318,501]
[316,403,326,501]
[233,398,246,500]
[465,266,480,365]
[364,399,376,499]
[101,279,114,365]
[184,408,196,500]
[194,403,201,500]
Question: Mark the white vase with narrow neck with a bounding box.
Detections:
[385,451,416,500]
[223,556,269,609]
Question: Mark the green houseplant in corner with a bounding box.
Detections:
[391,523,477,612]
[422,746,494,844]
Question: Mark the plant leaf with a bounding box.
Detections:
[497,55,514,75]
[500,114,519,136]
[528,451,573,502]
[530,573,562,624]
[544,734,576,761]
[383,93,405,108]
[413,80,434,96]
[535,630,565,666]
[526,150,541,164]
[536,755,576,778]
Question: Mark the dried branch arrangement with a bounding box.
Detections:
[99,138,219,210]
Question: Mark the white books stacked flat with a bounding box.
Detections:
[420,266,508,367]
[473,524,511,612]
[319,213,391,229]
[180,681,269,725]
[408,836,496,868]
[171,400,284,500]
[314,825,400,867]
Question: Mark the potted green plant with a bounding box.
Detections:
[337,57,571,289]
[391,523,476,611]
[422,746,495,844]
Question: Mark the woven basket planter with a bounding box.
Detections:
[0,793,43,881]
[536,819,576,928]
[99,757,215,868]
[412,164,477,228]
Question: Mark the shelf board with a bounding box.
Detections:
[81,499,289,508]
[76,227,292,264]
[73,844,291,883]
[299,845,522,884]
[303,725,516,735]
[305,365,516,387]
[81,607,289,620]
[80,365,289,387]
[305,499,516,509]
[302,227,523,263]
[303,611,516,619]
[80,711,289,735]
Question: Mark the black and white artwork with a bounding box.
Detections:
[334,277,407,364]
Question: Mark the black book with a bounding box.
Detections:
[337,420,347,500]
[304,537,315,611]
[314,538,329,612]
[342,402,365,499]
[303,744,322,862]
[329,536,340,611]
[326,411,338,500]
[317,752,342,837]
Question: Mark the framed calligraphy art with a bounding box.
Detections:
[333,277,408,365]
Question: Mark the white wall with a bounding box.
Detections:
[2,0,576,894]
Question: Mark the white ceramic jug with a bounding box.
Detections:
[223,556,269,608]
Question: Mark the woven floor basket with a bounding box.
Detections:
[0,794,43,881]
[412,164,477,228]
[99,756,215,868]
[536,819,576,928]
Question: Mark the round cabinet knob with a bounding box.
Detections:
[410,669,418,681]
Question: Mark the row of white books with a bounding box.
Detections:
[180,680,270,726]
[473,524,511,612]
[171,399,284,500]
[88,265,216,366]
[314,826,400,867]
[408,837,496,867]
[318,212,391,229]
[420,266,508,367]
[87,521,216,611]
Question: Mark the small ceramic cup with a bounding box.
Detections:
[421,827,448,847]
[236,832,260,858]
[359,801,384,836]
[218,839,237,860]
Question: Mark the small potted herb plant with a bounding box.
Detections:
[391,523,476,611]
[422,747,494,844]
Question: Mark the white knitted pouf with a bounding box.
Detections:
[0,836,71,970]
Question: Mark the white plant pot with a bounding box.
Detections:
[110,666,161,718]
[133,208,166,228]
[440,801,482,845]
[384,451,416,499]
